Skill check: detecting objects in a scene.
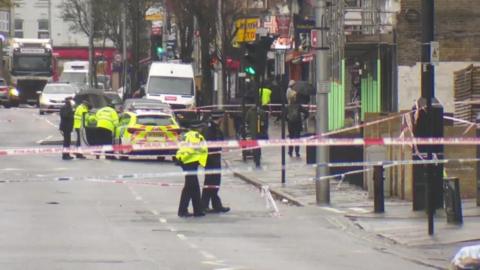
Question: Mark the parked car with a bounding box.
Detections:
[104,91,123,111]
[73,89,110,146]
[0,78,20,108]
[38,83,79,114]
[114,109,181,160]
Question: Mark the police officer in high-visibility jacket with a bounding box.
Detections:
[73,100,90,158]
[176,124,208,217]
[259,87,272,106]
[95,105,119,159]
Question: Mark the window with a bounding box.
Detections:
[38,19,48,31]
[14,19,23,30]
[146,76,194,96]
[14,19,23,38]
[0,11,9,33]
[38,19,49,39]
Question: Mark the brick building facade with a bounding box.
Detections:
[397,0,480,66]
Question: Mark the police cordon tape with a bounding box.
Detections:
[4,137,480,157]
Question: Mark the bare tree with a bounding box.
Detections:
[167,0,194,63]
[182,0,217,105]
[0,0,12,7]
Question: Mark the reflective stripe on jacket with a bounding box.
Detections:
[175,130,208,167]
[74,104,88,129]
[96,107,119,133]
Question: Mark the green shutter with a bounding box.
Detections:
[361,59,381,120]
[328,59,345,130]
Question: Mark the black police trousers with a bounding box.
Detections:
[202,153,223,209]
[62,130,72,158]
[178,162,203,215]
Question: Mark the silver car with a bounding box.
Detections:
[38,83,79,115]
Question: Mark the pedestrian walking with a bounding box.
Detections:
[286,80,296,104]
[285,95,309,157]
[201,109,230,213]
[246,104,268,167]
[176,123,208,217]
[59,97,74,160]
[73,100,90,158]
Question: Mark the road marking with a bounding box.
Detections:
[151,210,158,216]
[177,233,187,240]
[135,196,142,201]
[200,251,216,260]
[202,261,227,266]
[349,207,370,214]
[33,113,57,128]
[36,135,52,144]
[0,168,23,171]
[159,218,167,224]
[320,206,346,214]
[325,216,347,230]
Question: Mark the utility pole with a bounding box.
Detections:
[314,0,330,205]
[216,0,224,107]
[48,0,52,41]
[122,0,128,97]
[87,0,94,88]
[421,0,438,236]
[162,2,167,60]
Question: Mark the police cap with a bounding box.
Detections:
[210,109,225,120]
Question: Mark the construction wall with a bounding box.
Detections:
[398,62,480,114]
[397,0,480,66]
[444,126,478,199]
[454,65,480,124]
[363,112,478,200]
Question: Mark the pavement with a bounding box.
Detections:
[222,120,480,269]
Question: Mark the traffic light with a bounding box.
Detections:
[156,46,165,58]
[243,36,275,78]
[151,35,163,61]
[244,42,257,75]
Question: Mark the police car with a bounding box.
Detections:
[114,109,181,160]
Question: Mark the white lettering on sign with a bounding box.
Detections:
[20,48,45,54]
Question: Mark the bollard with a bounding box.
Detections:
[373,165,385,213]
[444,177,463,224]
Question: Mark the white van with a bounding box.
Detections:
[145,62,196,108]
[59,61,89,88]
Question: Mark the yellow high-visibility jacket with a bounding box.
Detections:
[96,106,119,133]
[175,130,208,167]
[74,104,89,129]
[259,87,272,106]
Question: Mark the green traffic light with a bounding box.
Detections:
[245,66,256,75]
[156,47,164,54]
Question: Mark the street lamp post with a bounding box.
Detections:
[314,0,330,205]
[122,0,128,97]
[87,0,94,88]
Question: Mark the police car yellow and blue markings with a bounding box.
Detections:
[116,111,180,145]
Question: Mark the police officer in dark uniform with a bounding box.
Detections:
[201,109,230,213]
[59,97,74,160]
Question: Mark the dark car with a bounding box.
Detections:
[73,89,108,109]
[74,89,112,146]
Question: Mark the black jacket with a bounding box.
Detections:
[202,120,224,153]
[59,104,74,132]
